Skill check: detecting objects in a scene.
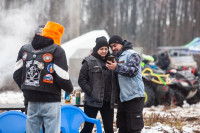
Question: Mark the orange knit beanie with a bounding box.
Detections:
[42,21,64,45]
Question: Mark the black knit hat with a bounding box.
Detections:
[93,36,109,52]
[109,35,123,45]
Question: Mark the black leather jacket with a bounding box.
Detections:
[13,35,73,102]
[78,55,118,109]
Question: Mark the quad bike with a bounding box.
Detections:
[181,66,199,77]
[168,69,200,106]
[142,66,174,107]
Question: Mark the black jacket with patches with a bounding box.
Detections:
[13,35,73,102]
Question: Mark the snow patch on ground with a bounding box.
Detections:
[0,91,200,132]
[0,91,24,104]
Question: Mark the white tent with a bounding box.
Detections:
[62,30,110,63]
[61,30,110,85]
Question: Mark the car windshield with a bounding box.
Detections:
[169,49,191,57]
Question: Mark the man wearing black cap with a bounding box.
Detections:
[78,36,118,133]
[106,35,145,133]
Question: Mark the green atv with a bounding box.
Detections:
[142,66,174,107]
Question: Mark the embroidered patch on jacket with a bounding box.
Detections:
[47,63,54,73]
[25,60,41,87]
[93,66,100,68]
[33,54,36,58]
[38,62,44,70]
[118,60,125,63]
[43,53,53,62]
[32,49,42,53]
[22,52,28,61]
[43,74,53,83]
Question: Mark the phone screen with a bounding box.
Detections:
[107,56,115,63]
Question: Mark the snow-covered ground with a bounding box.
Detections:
[0,91,200,133]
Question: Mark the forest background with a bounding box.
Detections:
[1,0,200,54]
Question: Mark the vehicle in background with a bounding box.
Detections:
[168,69,200,106]
[142,62,174,107]
[156,46,197,70]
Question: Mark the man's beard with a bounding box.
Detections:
[111,51,117,56]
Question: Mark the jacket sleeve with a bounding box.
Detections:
[78,61,92,95]
[13,47,24,89]
[53,46,73,93]
[114,53,141,77]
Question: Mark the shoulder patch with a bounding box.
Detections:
[43,53,53,62]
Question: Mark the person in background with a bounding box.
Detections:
[106,35,145,133]
[23,25,45,114]
[13,21,73,133]
[78,36,118,133]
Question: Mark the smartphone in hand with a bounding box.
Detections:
[107,56,115,63]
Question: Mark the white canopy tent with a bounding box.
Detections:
[62,30,110,63]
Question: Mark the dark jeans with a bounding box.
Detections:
[117,97,145,133]
[80,102,114,133]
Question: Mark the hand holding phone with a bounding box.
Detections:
[107,56,115,63]
[106,56,117,70]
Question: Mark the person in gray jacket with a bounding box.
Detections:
[106,35,145,133]
[78,36,118,133]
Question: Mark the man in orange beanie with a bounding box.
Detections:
[13,21,73,133]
